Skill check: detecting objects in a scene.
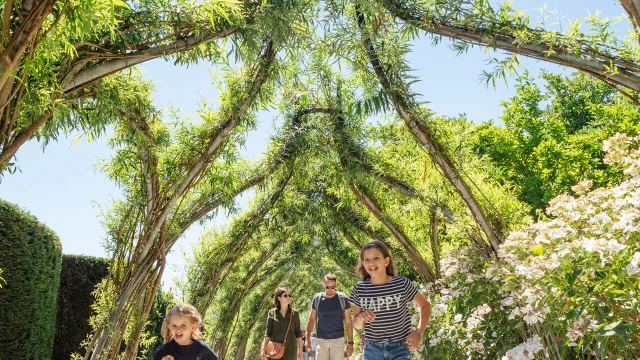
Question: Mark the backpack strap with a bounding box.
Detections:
[336,291,347,320]
[312,292,322,330]
[312,293,322,312]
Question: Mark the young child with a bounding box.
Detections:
[151,304,218,360]
[349,241,432,360]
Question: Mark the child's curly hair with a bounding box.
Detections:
[161,304,203,343]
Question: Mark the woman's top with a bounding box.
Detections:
[265,307,302,360]
[150,339,218,360]
[348,276,419,342]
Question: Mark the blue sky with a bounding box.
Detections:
[0,0,628,292]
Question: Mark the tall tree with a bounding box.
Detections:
[85,38,278,359]
[474,71,640,214]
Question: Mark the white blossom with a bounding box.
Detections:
[502,335,544,360]
[626,252,640,276]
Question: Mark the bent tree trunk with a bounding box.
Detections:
[324,193,419,280]
[331,111,436,282]
[190,170,292,313]
[86,41,277,360]
[212,241,287,358]
[231,274,287,360]
[430,211,441,278]
[348,182,437,282]
[355,8,504,254]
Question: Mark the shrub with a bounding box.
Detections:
[417,134,640,359]
[0,200,62,360]
[53,254,109,360]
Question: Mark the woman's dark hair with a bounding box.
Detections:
[356,240,397,280]
[274,287,292,311]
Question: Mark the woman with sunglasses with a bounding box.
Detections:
[261,287,303,360]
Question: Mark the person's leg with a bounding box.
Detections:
[316,338,331,360]
[329,337,344,359]
[387,342,411,360]
[362,341,384,360]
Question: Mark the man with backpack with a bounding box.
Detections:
[306,274,354,359]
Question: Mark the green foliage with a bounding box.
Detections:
[5,0,638,357]
[138,287,177,359]
[0,199,62,360]
[474,71,640,215]
[183,75,531,355]
[422,133,640,358]
[53,255,109,360]
[1,0,250,174]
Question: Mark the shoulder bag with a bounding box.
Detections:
[265,309,294,359]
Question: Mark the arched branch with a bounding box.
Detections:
[378,0,640,93]
[355,6,503,254]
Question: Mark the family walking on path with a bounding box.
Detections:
[151,240,432,360]
[260,240,432,360]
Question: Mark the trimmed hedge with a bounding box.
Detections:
[54,254,109,360]
[0,199,62,360]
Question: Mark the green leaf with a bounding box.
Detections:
[531,244,543,256]
[502,281,518,292]
[111,0,128,8]
[566,268,583,286]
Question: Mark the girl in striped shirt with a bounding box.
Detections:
[349,241,432,360]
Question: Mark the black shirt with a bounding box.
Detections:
[150,339,218,360]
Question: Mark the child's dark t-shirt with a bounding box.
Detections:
[150,339,218,360]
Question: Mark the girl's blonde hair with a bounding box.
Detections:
[161,304,203,343]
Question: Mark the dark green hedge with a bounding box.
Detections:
[53,254,109,360]
[0,199,62,360]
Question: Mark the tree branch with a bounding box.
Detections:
[61,27,238,93]
[139,40,277,261]
[356,6,503,253]
[621,0,640,40]
[379,0,640,93]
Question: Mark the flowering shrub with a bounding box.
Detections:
[414,134,640,359]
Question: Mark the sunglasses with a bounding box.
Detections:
[281,294,293,298]
[324,286,336,290]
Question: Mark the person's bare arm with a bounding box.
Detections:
[352,305,375,330]
[406,293,432,351]
[415,293,431,334]
[297,337,303,360]
[345,308,354,356]
[260,336,270,359]
[306,309,316,351]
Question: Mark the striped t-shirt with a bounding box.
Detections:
[348,276,418,342]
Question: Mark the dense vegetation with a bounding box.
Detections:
[1,0,639,359]
[0,200,62,360]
